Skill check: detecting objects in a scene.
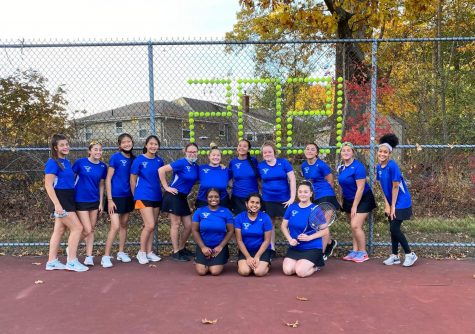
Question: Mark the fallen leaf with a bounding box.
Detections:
[472,274,475,279]
[296,296,309,301]
[201,318,218,324]
[149,264,157,268]
[35,280,44,284]
[284,320,300,328]
[32,262,42,266]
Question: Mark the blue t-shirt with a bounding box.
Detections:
[130,154,165,201]
[234,211,272,252]
[197,164,230,202]
[44,158,75,189]
[229,157,259,198]
[169,158,199,194]
[284,203,323,250]
[192,206,234,248]
[72,158,107,202]
[301,159,336,199]
[377,160,412,209]
[337,159,371,200]
[109,152,133,198]
[258,158,293,202]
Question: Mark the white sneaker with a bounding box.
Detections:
[45,258,66,271]
[383,254,401,266]
[101,256,113,268]
[66,258,89,272]
[147,252,162,262]
[136,251,149,264]
[117,252,131,263]
[403,252,418,267]
[84,256,94,266]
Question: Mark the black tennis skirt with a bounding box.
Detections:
[388,207,413,221]
[195,244,230,266]
[49,189,76,213]
[238,248,272,263]
[342,189,377,214]
[105,196,135,214]
[76,201,100,211]
[262,201,286,218]
[285,247,325,267]
[162,192,191,216]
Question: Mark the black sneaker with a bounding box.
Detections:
[270,249,276,261]
[324,239,338,258]
[171,250,190,262]
[181,247,195,257]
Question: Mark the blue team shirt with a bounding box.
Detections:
[72,158,107,202]
[301,159,336,199]
[258,158,293,202]
[44,158,75,189]
[284,203,323,250]
[130,154,165,201]
[234,211,272,251]
[377,160,412,209]
[229,157,259,198]
[337,159,371,200]
[197,164,230,202]
[192,206,234,248]
[169,158,199,194]
[109,152,133,198]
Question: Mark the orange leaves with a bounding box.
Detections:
[284,320,300,328]
[296,296,309,301]
[201,318,218,325]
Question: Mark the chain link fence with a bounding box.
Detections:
[1,38,474,257]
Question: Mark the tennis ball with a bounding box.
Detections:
[189,131,195,137]
[304,77,309,82]
[237,92,243,97]
[337,77,343,82]
[187,79,193,85]
[276,84,282,90]
[287,137,292,143]
[325,149,331,154]
[337,90,343,96]
[238,124,243,130]
[276,98,282,103]
[287,78,293,83]
[326,110,332,116]
[326,104,332,110]
[336,149,341,154]
[276,91,282,97]
[276,104,282,110]
[336,136,342,142]
[326,97,332,103]
[276,124,281,130]
[287,124,293,129]
[336,123,342,129]
[215,112,221,117]
[205,112,210,117]
[337,97,343,102]
[265,78,271,83]
[337,83,343,89]
[255,149,261,155]
[250,149,255,155]
[237,79,242,84]
[337,116,343,122]
[276,118,281,123]
[199,112,205,117]
[337,103,343,109]
[238,105,243,110]
[276,143,282,148]
[276,111,282,117]
[189,124,194,130]
[287,143,292,148]
[225,112,231,117]
[298,111,304,116]
[190,138,195,143]
[337,110,343,115]
[292,149,298,154]
[238,118,243,123]
[188,118,194,124]
[238,112,243,117]
[326,90,332,95]
[188,112,194,117]
[304,110,309,116]
[286,117,292,123]
[226,85,232,91]
[276,136,281,142]
[298,149,303,154]
[336,142,342,148]
[336,129,342,135]
[276,130,281,136]
[287,130,293,136]
[238,131,243,136]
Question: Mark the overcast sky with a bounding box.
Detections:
[0,0,241,40]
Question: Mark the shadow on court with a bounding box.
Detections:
[0,255,473,334]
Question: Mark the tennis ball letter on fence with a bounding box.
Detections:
[187,76,344,155]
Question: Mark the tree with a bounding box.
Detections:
[0,69,71,146]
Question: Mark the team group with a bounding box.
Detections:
[44,132,417,276]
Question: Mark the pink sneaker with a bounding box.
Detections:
[351,251,369,263]
[343,250,358,261]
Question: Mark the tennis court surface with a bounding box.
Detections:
[0,255,473,334]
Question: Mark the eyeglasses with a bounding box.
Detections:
[186,150,198,154]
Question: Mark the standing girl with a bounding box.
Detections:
[159,143,199,262]
[72,141,107,266]
[229,139,260,215]
[102,133,135,268]
[195,146,230,209]
[337,142,376,263]
[130,135,164,265]
[301,143,339,260]
[234,193,272,277]
[377,134,417,267]
[258,141,296,251]
[191,188,234,276]
[281,182,328,278]
[44,134,88,272]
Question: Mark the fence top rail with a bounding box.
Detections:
[1,36,475,48]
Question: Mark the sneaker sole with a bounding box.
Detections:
[117,258,132,263]
[147,258,162,262]
[342,257,355,261]
[45,266,65,271]
[66,267,89,272]
[352,257,369,263]
[101,263,113,268]
[383,261,401,265]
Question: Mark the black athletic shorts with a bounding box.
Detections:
[195,244,230,266]
[285,247,325,267]
[342,189,377,214]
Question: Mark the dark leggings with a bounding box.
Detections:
[390,219,411,255]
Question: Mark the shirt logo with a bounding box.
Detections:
[378,170,382,176]
[84,166,92,173]
[202,212,210,219]
[291,210,298,217]
[60,162,65,169]
[142,162,148,168]
[185,166,191,172]
[261,168,269,175]
[203,168,210,174]
[303,167,309,174]
[243,222,251,230]
[120,160,127,166]
[235,163,242,169]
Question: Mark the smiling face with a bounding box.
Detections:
[297,184,313,203]
[237,140,250,157]
[145,137,159,155]
[246,195,261,214]
[184,145,198,162]
[207,190,220,208]
[89,144,103,161]
[208,148,222,165]
[55,139,70,158]
[377,145,391,164]
[119,136,133,152]
[304,144,318,160]
[262,145,275,162]
[340,145,354,161]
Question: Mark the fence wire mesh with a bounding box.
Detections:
[0,38,474,257]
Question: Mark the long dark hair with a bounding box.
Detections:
[142,135,160,155]
[50,133,68,170]
[118,133,135,159]
[239,139,259,179]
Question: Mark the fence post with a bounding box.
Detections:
[368,40,379,255]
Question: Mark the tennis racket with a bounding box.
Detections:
[302,202,337,234]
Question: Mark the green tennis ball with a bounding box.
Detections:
[337,103,343,109]
[238,112,243,117]
[276,111,282,117]
[211,112,216,117]
[337,77,343,82]
[287,78,293,83]
[188,118,194,124]
[287,111,293,116]
[276,104,282,110]
[226,92,232,97]
[276,136,281,142]
[292,78,298,83]
[188,112,194,117]
[276,84,282,90]
[255,149,260,155]
[226,99,232,105]
[276,143,282,148]
[187,79,193,84]
[326,110,332,116]
[337,110,343,116]
[337,90,343,96]
[225,112,231,117]
[292,149,298,154]
[337,116,343,122]
[309,110,315,115]
[276,124,281,130]
[326,97,332,102]
[190,138,195,143]
[276,98,282,103]
[298,111,304,116]
[265,78,271,83]
[276,130,281,136]
[199,112,205,117]
[237,85,242,90]
[238,124,243,129]
[237,92,243,97]
[304,110,309,116]
[298,77,304,82]
[298,149,303,154]
[189,124,194,130]
[276,91,282,97]
[337,97,343,102]
[326,90,332,95]
[287,137,292,143]
[286,117,292,123]
[215,112,221,117]
[336,129,342,135]
[287,143,292,148]
[238,131,243,136]
[250,149,255,155]
[304,77,309,82]
[326,104,332,110]
[277,149,282,155]
[287,130,293,136]
[238,105,243,110]
[336,149,341,154]
[336,123,342,129]
[336,142,342,148]
[287,124,293,129]
[336,136,342,142]
[189,131,195,137]
[226,85,232,91]
[325,149,331,154]
[205,112,210,117]
[237,79,242,84]
[276,118,281,123]
[238,118,243,123]
[337,83,343,89]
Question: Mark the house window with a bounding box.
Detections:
[85,127,93,141]
[182,129,190,140]
[139,121,148,139]
[245,132,256,142]
[219,124,226,137]
[115,122,123,135]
